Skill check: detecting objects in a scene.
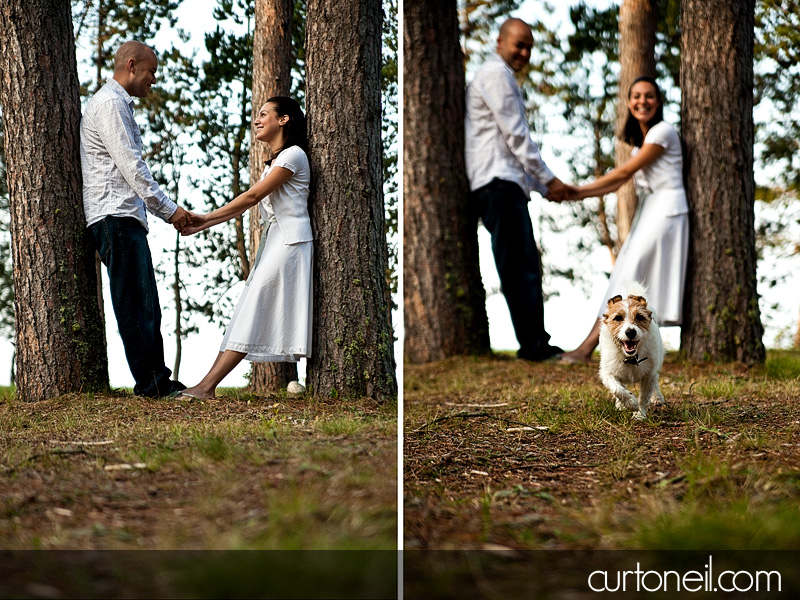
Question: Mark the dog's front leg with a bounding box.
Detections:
[636,374,660,420]
[601,372,638,412]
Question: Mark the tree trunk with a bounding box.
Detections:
[615,0,657,244]
[0,0,109,400]
[305,0,397,400]
[248,0,298,393]
[402,0,489,364]
[680,0,765,364]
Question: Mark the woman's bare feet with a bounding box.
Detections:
[557,350,593,364]
[178,385,216,400]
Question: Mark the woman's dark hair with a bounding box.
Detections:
[266,96,308,157]
[619,76,664,147]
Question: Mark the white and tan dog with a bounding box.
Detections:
[599,283,664,420]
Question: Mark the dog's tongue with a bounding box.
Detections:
[623,341,638,354]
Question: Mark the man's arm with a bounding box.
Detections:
[94,99,178,222]
[477,64,556,188]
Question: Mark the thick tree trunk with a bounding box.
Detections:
[403,0,489,363]
[0,0,109,400]
[680,0,765,364]
[615,0,657,244]
[248,0,298,393]
[305,0,397,400]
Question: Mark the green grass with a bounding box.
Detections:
[404,351,800,552]
[0,389,397,551]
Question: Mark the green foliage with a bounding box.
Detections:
[755,0,800,192]
[382,0,398,298]
[187,0,255,324]
[72,0,181,93]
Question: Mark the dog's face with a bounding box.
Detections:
[602,294,654,359]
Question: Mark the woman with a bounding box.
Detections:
[559,76,689,363]
[179,97,312,398]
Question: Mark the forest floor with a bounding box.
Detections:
[0,387,397,597]
[405,350,800,552]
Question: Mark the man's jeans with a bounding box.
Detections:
[473,179,553,358]
[89,216,175,396]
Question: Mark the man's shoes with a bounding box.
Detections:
[518,345,564,362]
[137,379,186,398]
[164,380,187,397]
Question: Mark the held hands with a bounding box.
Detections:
[170,207,208,236]
[545,178,584,202]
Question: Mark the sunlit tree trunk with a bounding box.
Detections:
[615,0,657,244]
[680,0,765,364]
[403,0,489,363]
[248,0,298,393]
[305,0,397,400]
[0,0,109,400]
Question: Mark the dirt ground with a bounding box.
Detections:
[0,390,397,551]
[404,353,800,551]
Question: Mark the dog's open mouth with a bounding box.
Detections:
[622,340,639,356]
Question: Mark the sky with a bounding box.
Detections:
[1,0,798,387]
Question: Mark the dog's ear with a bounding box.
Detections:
[628,295,647,305]
[607,295,623,307]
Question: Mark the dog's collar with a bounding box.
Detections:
[623,355,649,366]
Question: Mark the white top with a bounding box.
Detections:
[631,121,688,216]
[259,145,312,244]
[465,53,555,196]
[80,79,177,231]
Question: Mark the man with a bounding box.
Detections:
[81,41,190,397]
[465,18,569,362]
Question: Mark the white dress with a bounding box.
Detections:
[220,146,313,362]
[598,121,689,326]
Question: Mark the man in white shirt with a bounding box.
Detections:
[465,18,570,362]
[81,41,190,397]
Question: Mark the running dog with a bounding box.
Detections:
[598,283,664,420]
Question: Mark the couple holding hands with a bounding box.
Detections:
[81,41,311,399]
[467,19,688,364]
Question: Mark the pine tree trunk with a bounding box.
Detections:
[680,0,765,364]
[615,0,657,244]
[248,0,298,393]
[403,0,489,364]
[0,0,109,400]
[305,0,397,400]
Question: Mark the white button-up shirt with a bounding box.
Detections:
[81,78,176,231]
[465,53,555,197]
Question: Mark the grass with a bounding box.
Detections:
[0,387,397,551]
[404,350,800,551]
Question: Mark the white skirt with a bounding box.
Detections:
[598,190,689,326]
[220,222,313,362]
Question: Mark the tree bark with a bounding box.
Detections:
[615,0,657,244]
[248,0,298,393]
[305,0,397,400]
[680,0,765,364]
[402,0,490,364]
[0,0,109,400]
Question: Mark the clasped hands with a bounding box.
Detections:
[545,178,582,203]
[169,206,208,236]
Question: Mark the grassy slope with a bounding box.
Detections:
[404,350,800,550]
[0,387,397,551]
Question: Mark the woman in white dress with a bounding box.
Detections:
[559,76,689,363]
[179,97,313,398]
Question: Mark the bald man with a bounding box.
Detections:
[81,41,189,397]
[465,18,569,362]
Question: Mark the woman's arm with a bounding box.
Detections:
[569,143,665,200]
[182,165,294,234]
